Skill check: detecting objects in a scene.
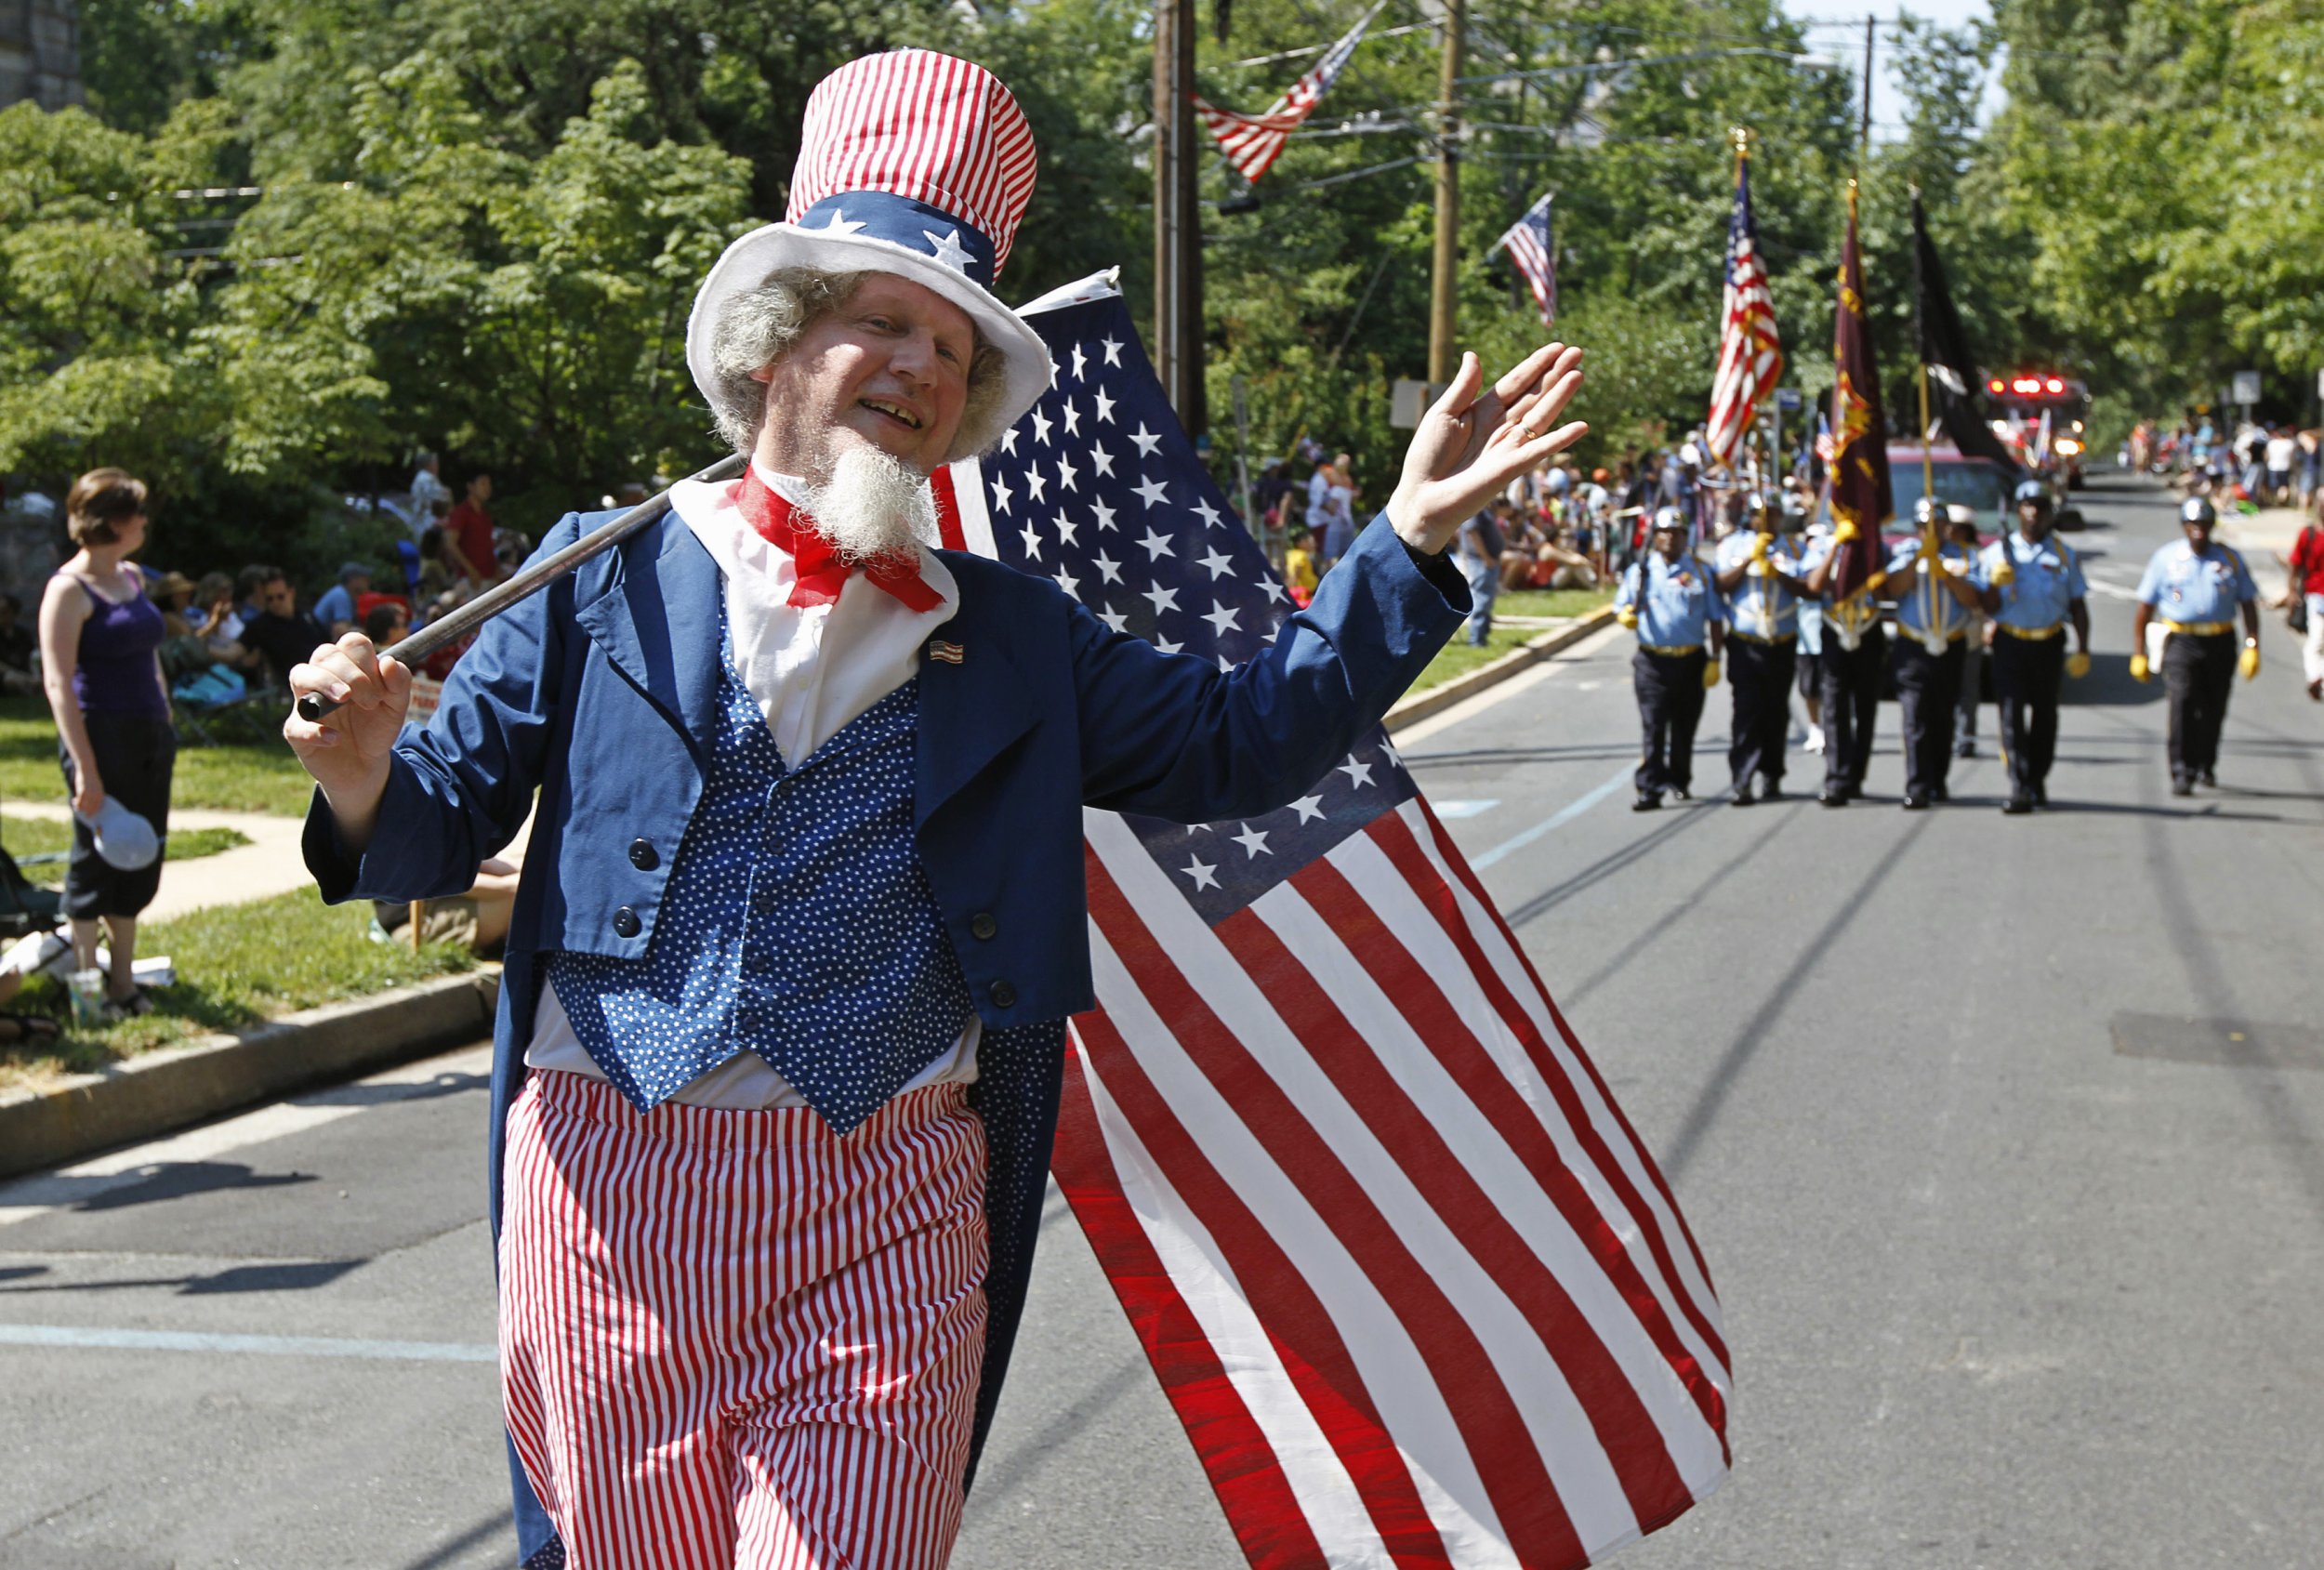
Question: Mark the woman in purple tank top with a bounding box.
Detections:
[37,468,177,1020]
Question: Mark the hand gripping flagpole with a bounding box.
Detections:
[293,451,746,723]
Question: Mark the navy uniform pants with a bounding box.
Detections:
[1632,648,1707,797]
[1816,624,1885,794]
[1991,632,2065,799]
[1725,636,1795,789]
[1891,634,1966,798]
[2162,629,2236,782]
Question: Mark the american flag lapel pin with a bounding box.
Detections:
[928,640,966,665]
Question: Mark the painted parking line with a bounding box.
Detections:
[0,1323,496,1363]
[1429,798,1502,820]
[1471,764,1635,870]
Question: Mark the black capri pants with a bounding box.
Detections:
[59,711,176,919]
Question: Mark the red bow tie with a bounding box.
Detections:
[734,468,944,613]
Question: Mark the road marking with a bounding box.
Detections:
[0,1323,496,1363]
[1429,798,1501,820]
[2082,579,2139,600]
[1471,765,1635,869]
[0,1042,494,1229]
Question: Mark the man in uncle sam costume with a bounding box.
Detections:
[287,47,1589,1570]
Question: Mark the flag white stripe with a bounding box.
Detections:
[947,456,999,557]
[1397,802,1731,1371]
[1070,1037,1393,1565]
[1086,811,1518,1565]
[1317,827,1732,1481]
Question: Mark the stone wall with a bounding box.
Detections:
[0,0,84,113]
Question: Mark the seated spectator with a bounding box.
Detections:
[194,573,262,675]
[237,567,328,689]
[147,572,217,682]
[1282,526,1319,608]
[373,855,522,957]
[363,600,411,648]
[1526,525,1600,590]
[312,561,371,639]
[232,563,271,627]
[416,526,464,613]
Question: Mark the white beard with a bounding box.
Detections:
[801,444,937,562]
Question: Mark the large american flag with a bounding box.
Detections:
[1495,191,1558,328]
[1193,1,1383,184]
[1705,159,1783,471]
[938,273,1732,1569]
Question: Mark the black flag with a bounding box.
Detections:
[1911,194,2022,476]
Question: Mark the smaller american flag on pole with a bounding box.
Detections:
[1493,191,1558,328]
[1193,0,1384,184]
[1706,154,1783,470]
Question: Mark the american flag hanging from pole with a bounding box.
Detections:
[1494,191,1558,328]
[1193,1,1384,184]
[1705,155,1783,470]
[938,271,1732,1570]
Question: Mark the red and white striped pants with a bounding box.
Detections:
[499,1069,990,1570]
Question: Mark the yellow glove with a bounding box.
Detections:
[1617,607,1639,630]
[2066,650,2091,679]
[1832,519,1859,545]
[1703,660,1722,691]
[2239,640,2261,680]
[2129,652,2150,683]
[1990,559,2015,587]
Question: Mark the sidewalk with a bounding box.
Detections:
[2221,504,2305,599]
[6,802,310,920]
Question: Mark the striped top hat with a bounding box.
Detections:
[686,49,1051,464]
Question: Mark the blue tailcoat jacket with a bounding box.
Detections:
[304,505,1464,1555]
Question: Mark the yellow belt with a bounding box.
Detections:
[1729,628,1796,646]
[2162,619,2233,637]
[1998,622,2063,640]
[1642,642,1703,657]
[1905,627,1970,644]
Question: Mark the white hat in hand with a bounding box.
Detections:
[79,799,160,871]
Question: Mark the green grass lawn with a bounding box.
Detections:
[0,695,315,817]
[0,885,478,1088]
[2,814,253,885]
[1410,586,1614,693]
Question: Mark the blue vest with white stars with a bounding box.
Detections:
[543,638,972,1132]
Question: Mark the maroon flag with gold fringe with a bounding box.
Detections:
[1825,185,1892,601]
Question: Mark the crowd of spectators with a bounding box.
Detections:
[2129,416,2320,510]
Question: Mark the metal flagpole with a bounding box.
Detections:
[295,452,746,722]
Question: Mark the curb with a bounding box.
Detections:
[1385,605,1618,732]
[0,969,501,1180]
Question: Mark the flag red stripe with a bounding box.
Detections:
[1213,890,1697,1532]
[1404,803,1728,1379]
[1290,832,1727,1451]
[1085,851,1587,1567]
[1050,1045,1331,1570]
[1065,999,1448,1568]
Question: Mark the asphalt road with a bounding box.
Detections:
[6,473,2321,1568]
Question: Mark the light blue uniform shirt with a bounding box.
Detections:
[1617,552,1724,649]
[2134,538,2256,625]
[1980,534,2086,632]
[1888,539,1978,642]
[1714,532,1801,640]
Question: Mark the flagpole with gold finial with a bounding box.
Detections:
[1910,181,1940,639]
[1733,125,1778,626]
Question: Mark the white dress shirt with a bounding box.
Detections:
[524,463,981,1109]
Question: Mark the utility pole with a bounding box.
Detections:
[1154,0,1208,434]
[1859,14,1874,157]
[1426,0,1466,384]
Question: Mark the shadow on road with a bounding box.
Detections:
[297,1071,490,1109]
[66,1161,315,1212]
[0,1259,363,1296]
[1502,791,1741,930]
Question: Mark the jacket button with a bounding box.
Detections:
[628,838,658,871]
[988,979,1017,1009]
[970,912,998,941]
[612,906,640,939]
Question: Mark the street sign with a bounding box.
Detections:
[1776,388,1802,412]
[1390,378,1446,429]
[2232,370,2262,406]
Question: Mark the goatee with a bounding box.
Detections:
[801,443,938,562]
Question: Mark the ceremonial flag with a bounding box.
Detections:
[1825,185,1891,601]
[1494,191,1559,328]
[1910,194,2021,476]
[941,271,1732,1570]
[1705,157,1782,469]
[1194,1,1384,184]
